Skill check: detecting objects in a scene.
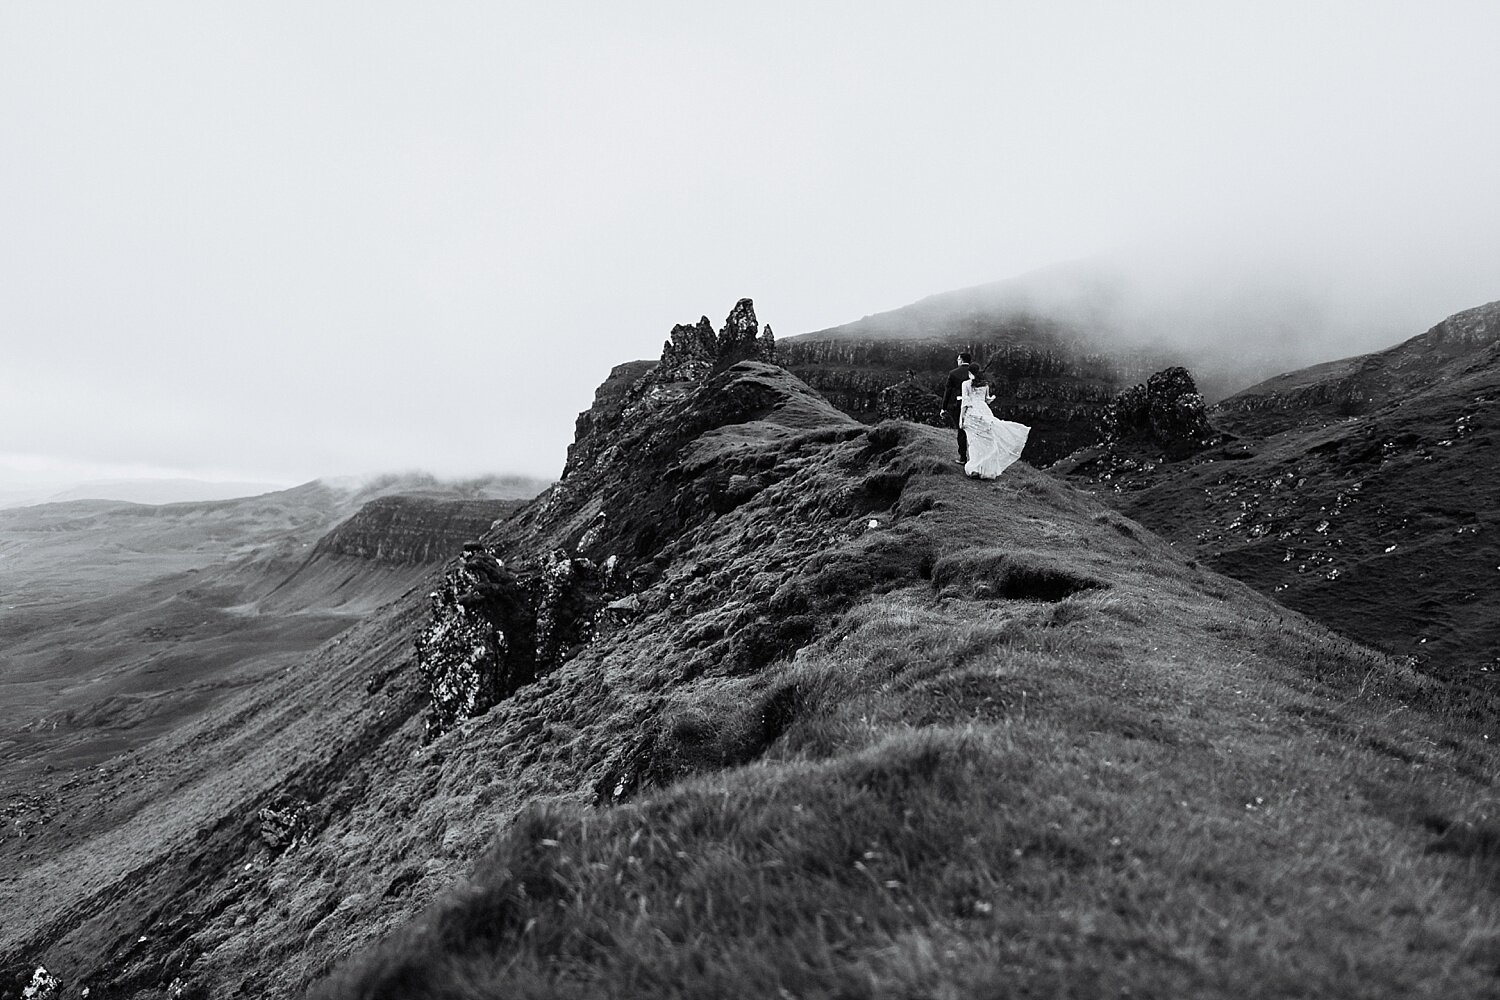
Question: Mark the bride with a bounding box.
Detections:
[960,372,1030,479]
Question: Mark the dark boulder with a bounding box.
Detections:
[1104,366,1218,459]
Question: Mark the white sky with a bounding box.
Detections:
[3,2,1498,485]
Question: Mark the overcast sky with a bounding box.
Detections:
[4,2,1498,488]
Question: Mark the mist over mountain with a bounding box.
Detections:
[798,247,1467,388]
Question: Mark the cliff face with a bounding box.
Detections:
[306,496,516,565]
[249,495,526,618]
[7,304,1500,999]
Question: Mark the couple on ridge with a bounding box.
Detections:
[941,352,1030,479]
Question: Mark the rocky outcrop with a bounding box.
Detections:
[655,299,776,382]
[20,967,59,999]
[532,550,607,671]
[1103,367,1219,460]
[413,541,619,740]
[564,360,659,480]
[1048,367,1225,492]
[414,546,534,740]
[257,796,312,853]
[565,301,778,481]
[657,317,719,381]
[1425,298,1500,348]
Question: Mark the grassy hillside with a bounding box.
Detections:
[1061,301,1500,685]
[5,364,1499,998]
[311,371,1500,998]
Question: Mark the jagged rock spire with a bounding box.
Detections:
[715,298,761,370]
[720,298,758,345]
[652,299,777,381]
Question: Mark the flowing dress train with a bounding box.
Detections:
[960,380,1030,479]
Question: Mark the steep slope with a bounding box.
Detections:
[1063,300,1500,682]
[6,340,1499,998]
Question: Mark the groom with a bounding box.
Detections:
[941,352,974,463]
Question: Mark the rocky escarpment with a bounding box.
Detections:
[411,300,793,746]
[301,497,519,566]
[1213,299,1500,437]
[563,300,776,480]
[251,496,526,616]
[308,495,518,565]
[417,300,842,744]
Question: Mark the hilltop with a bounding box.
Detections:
[5,302,1499,998]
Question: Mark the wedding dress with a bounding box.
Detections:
[960,379,1030,479]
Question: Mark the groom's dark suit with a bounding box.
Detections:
[941,362,973,462]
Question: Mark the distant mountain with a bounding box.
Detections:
[0,478,288,509]
[1059,298,1500,681]
[251,494,525,615]
[34,478,290,507]
[0,471,549,510]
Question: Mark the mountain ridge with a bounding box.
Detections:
[6,310,1500,997]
